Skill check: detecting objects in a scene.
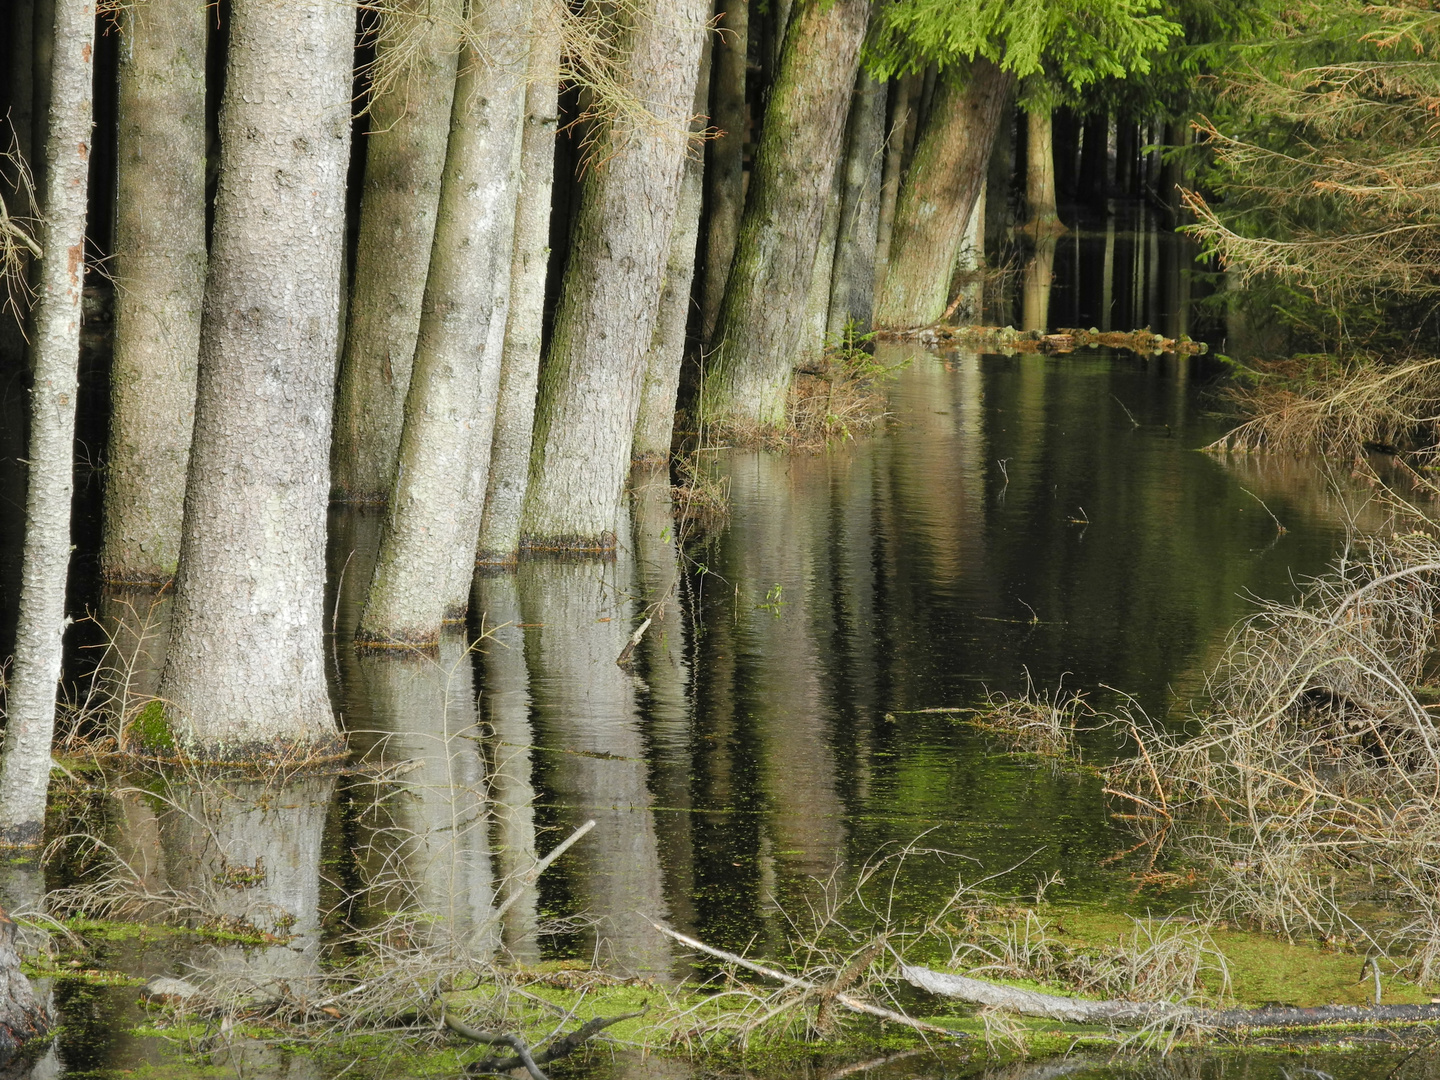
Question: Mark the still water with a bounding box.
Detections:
[0,218,1428,1078]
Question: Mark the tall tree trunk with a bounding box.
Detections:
[1162,117,1190,220]
[700,0,871,429]
[798,171,842,365]
[633,30,713,465]
[1022,105,1063,236]
[153,0,352,758]
[356,0,529,645]
[875,60,1012,330]
[476,5,562,567]
[700,0,748,344]
[0,0,95,846]
[101,0,206,585]
[522,0,708,551]
[827,69,886,336]
[873,73,918,297]
[1079,109,1108,200]
[330,0,462,506]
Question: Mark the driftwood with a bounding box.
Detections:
[0,908,49,1055]
[446,1009,641,1080]
[878,324,1208,358]
[902,964,1440,1030]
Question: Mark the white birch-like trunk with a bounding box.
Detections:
[521,0,708,551]
[0,0,95,846]
[476,4,562,567]
[330,0,463,505]
[101,0,206,585]
[153,0,353,758]
[356,0,529,646]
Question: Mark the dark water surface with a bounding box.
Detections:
[0,219,1428,1079]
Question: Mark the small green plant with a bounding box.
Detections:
[755,583,786,616]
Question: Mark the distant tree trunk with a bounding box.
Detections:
[1079,109,1108,199]
[798,172,842,365]
[153,0,353,758]
[330,0,463,505]
[1162,117,1190,219]
[356,0,530,645]
[0,906,50,1053]
[633,30,713,465]
[522,0,708,551]
[0,0,95,847]
[875,60,1012,330]
[700,0,748,344]
[476,4,563,567]
[873,73,918,294]
[827,69,886,336]
[1022,106,1063,236]
[700,0,871,429]
[101,0,206,585]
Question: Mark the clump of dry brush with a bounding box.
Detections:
[1106,528,1440,981]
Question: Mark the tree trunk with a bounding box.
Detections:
[0,0,95,846]
[798,170,842,365]
[1022,105,1063,236]
[633,30,713,464]
[827,69,886,336]
[875,60,1012,330]
[0,907,49,1054]
[356,0,530,645]
[153,0,352,758]
[101,0,206,585]
[330,0,462,506]
[1162,117,1190,220]
[700,0,871,429]
[476,5,562,568]
[873,73,917,297]
[1079,109,1108,200]
[522,0,708,551]
[700,0,747,345]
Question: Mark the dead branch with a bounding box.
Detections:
[453,1010,644,1078]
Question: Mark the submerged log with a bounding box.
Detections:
[877,324,1208,358]
[902,964,1440,1030]
[0,908,49,1055]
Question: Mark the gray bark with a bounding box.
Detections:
[101,0,206,584]
[798,170,843,366]
[356,0,530,646]
[522,0,708,551]
[1022,104,1062,236]
[154,0,353,758]
[700,0,747,344]
[0,907,49,1054]
[826,70,886,337]
[872,73,917,298]
[0,0,95,846]
[700,0,872,429]
[632,28,713,465]
[476,4,562,567]
[330,0,463,505]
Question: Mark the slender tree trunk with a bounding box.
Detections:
[330,0,463,505]
[873,73,917,297]
[1162,117,1190,220]
[798,171,842,365]
[875,60,1012,330]
[1022,105,1063,236]
[700,0,747,344]
[1079,109,1108,200]
[827,69,885,336]
[633,30,713,464]
[700,0,871,429]
[153,0,353,758]
[522,0,708,551]
[357,0,528,645]
[101,0,206,585]
[0,0,95,846]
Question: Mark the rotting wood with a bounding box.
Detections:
[878,325,1209,358]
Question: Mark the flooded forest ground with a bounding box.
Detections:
[2,208,1438,1080]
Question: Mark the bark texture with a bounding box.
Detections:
[0,0,95,846]
[522,0,708,550]
[826,70,886,336]
[357,0,529,644]
[873,73,918,294]
[476,5,562,566]
[798,172,842,365]
[632,29,713,464]
[155,0,352,757]
[1022,105,1063,236]
[700,0,748,344]
[0,907,49,1054]
[700,0,871,429]
[331,0,463,505]
[876,61,1012,330]
[101,0,206,584]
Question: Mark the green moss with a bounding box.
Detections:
[129,699,175,753]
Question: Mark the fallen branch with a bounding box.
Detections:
[488,819,595,929]
[875,324,1208,358]
[449,1010,644,1079]
[649,921,965,1040]
[445,1013,548,1080]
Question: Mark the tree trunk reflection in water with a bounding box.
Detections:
[1022,237,1058,332]
[518,549,672,976]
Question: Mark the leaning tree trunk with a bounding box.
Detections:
[152,0,353,759]
[699,0,871,430]
[700,0,748,344]
[1021,103,1063,237]
[475,2,563,567]
[0,907,50,1054]
[521,0,708,551]
[356,0,529,646]
[0,0,95,847]
[876,60,1012,330]
[330,0,462,505]
[826,68,886,336]
[632,28,713,464]
[100,0,206,585]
